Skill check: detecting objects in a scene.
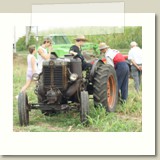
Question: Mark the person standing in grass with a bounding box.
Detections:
[99,42,129,103]
[128,41,142,92]
[69,35,92,70]
[37,37,52,73]
[21,45,37,92]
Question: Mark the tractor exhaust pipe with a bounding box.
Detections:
[65,80,81,97]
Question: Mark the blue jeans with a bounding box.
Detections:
[115,62,129,100]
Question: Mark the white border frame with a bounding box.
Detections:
[0,13,155,155]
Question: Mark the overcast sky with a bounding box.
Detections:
[15,12,125,42]
[15,26,49,41]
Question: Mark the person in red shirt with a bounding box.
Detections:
[99,43,129,103]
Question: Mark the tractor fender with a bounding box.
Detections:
[90,59,104,82]
[51,52,59,59]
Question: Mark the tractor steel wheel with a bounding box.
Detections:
[80,91,89,124]
[93,64,118,112]
[18,92,29,126]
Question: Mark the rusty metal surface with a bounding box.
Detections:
[43,60,68,91]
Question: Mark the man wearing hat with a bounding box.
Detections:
[69,35,92,70]
[128,41,142,92]
[99,42,129,103]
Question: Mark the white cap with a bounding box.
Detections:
[130,41,138,47]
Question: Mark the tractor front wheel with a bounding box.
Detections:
[80,91,89,124]
[18,92,29,126]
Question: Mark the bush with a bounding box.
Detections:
[16,35,37,51]
[16,36,26,51]
[27,35,37,47]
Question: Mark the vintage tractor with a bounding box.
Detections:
[18,53,118,126]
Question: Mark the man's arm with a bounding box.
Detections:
[130,59,142,71]
[128,49,141,70]
[38,48,50,60]
[69,46,78,56]
[70,50,78,56]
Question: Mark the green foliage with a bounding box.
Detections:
[84,27,142,54]
[40,26,142,49]
[37,36,44,46]
[16,36,26,51]
[27,35,37,47]
[16,35,37,51]
[16,27,142,54]
[86,101,142,132]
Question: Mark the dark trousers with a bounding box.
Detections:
[115,62,129,100]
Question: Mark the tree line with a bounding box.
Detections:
[16,27,142,52]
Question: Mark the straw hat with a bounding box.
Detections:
[74,35,87,41]
[99,42,109,50]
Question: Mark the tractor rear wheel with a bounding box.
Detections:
[93,64,118,112]
[80,91,89,124]
[18,92,29,126]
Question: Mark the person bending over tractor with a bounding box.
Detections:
[128,41,142,93]
[37,37,53,73]
[69,35,92,71]
[99,43,129,103]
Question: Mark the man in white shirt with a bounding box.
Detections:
[37,37,52,73]
[128,41,142,92]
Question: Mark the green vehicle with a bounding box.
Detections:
[48,34,71,57]
[48,34,95,57]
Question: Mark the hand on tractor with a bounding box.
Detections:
[70,51,78,56]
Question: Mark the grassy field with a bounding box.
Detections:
[13,53,142,132]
